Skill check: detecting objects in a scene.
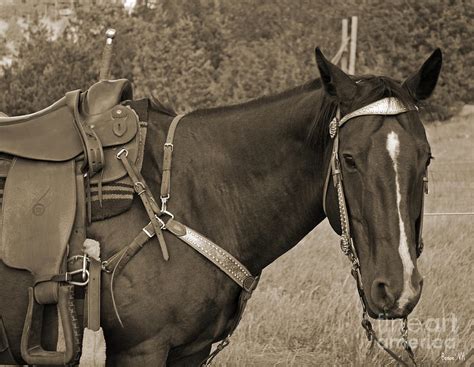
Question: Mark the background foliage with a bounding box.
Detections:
[0,0,472,119]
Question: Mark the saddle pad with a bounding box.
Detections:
[1,158,76,277]
[89,180,134,221]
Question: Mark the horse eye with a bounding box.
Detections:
[343,154,357,169]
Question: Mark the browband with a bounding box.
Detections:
[338,97,415,128]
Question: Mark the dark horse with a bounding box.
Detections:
[0,48,441,365]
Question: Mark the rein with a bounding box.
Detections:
[323,97,428,366]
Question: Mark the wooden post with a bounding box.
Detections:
[349,16,358,75]
[341,18,349,73]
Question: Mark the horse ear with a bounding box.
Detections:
[402,48,442,101]
[315,47,357,101]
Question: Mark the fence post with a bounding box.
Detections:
[349,16,358,75]
[341,18,349,73]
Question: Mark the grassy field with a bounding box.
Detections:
[218,114,473,367]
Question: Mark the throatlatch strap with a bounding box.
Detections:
[160,114,185,210]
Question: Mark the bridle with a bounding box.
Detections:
[322,97,429,366]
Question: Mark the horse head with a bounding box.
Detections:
[316,48,442,319]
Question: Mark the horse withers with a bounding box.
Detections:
[0,47,441,366]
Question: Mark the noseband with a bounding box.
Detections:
[323,97,428,366]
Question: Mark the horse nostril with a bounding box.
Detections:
[371,278,397,311]
[413,277,423,294]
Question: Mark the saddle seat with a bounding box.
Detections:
[0,79,135,162]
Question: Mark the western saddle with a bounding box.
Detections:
[0,79,141,365]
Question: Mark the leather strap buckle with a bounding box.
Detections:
[164,142,174,152]
[134,182,146,195]
[66,255,90,286]
[63,269,90,287]
[159,209,174,221]
[154,215,166,230]
[242,276,258,293]
[142,226,154,238]
[116,148,128,159]
[160,194,169,212]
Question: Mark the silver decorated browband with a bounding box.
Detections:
[329,97,415,138]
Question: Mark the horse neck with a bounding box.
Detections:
[149,88,329,274]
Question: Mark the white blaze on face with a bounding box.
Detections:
[386,131,416,308]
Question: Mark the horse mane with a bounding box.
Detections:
[187,79,323,118]
[147,75,414,155]
[148,95,177,117]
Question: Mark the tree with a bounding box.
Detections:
[0,6,142,114]
[1,0,472,119]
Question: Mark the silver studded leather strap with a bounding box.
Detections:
[165,219,257,292]
[338,97,413,127]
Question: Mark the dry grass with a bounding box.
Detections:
[218,115,474,366]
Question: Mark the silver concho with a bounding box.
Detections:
[329,118,338,139]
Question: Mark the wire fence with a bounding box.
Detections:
[424,159,474,216]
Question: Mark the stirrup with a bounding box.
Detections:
[21,285,80,365]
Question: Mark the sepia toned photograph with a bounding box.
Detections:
[0,0,472,366]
